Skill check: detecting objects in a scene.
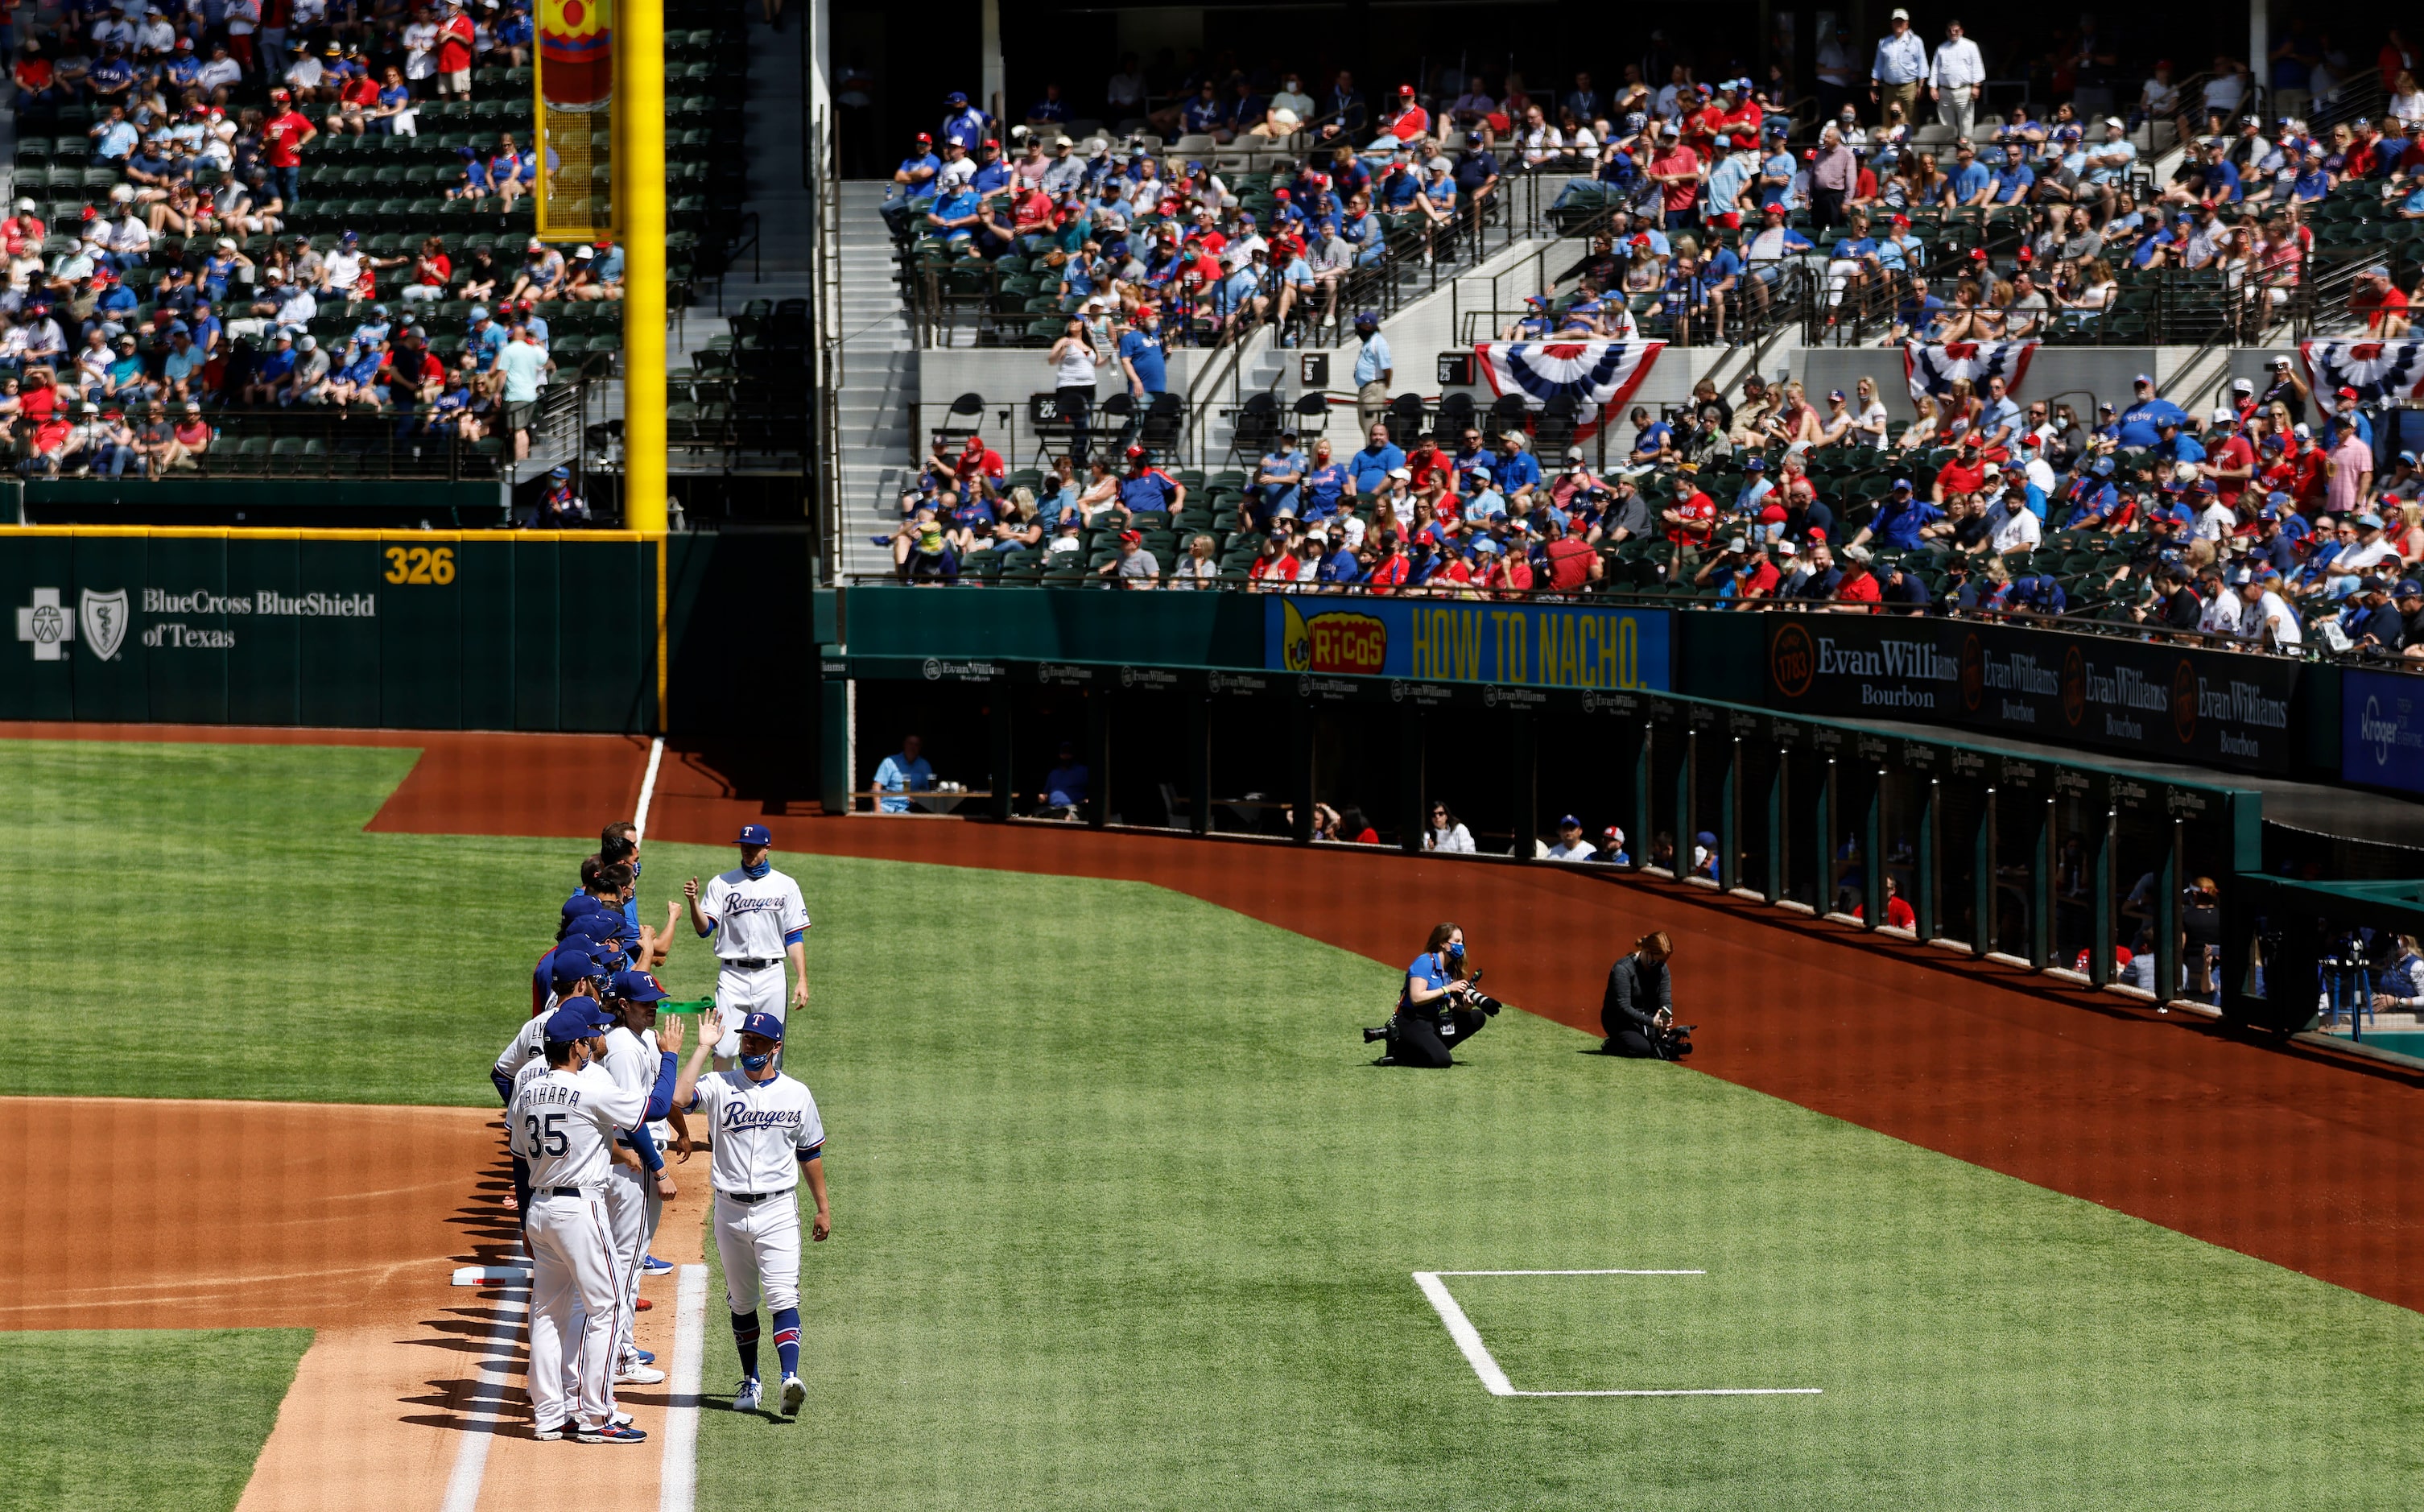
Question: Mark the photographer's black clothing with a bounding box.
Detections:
[1602,952,1676,1058]
[1390,1004,1493,1068]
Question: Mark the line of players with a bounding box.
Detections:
[490,820,831,1442]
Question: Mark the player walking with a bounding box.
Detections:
[671,1010,832,1418]
[508,1002,652,1444]
[685,824,810,1068]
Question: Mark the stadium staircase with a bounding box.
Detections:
[834,180,916,578]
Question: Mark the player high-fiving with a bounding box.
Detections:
[672,1009,831,1419]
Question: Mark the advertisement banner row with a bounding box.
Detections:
[1264,597,1671,692]
[1764,616,2302,774]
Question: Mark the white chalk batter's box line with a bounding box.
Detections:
[1412,1270,1824,1398]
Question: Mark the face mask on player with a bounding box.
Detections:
[742,857,772,880]
[740,1051,774,1073]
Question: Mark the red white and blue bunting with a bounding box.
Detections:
[1903,340,2039,405]
[1472,340,1665,440]
[2299,340,2424,404]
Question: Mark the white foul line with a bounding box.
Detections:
[439,1258,530,1512]
[634,736,667,841]
[655,1264,710,1512]
[1410,1271,1823,1399]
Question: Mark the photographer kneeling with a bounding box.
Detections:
[1601,931,1692,1059]
[1364,922,1501,1068]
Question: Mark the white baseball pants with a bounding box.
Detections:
[525,1190,623,1431]
[712,963,788,1058]
[712,1188,801,1315]
[601,1162,661,1369]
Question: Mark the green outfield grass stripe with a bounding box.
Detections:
[0,1327,311,1512]
[15,742,2423,1506]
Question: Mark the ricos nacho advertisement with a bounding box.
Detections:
[1264,597,1670,692]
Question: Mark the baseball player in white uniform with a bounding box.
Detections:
[598,969,685,1384]
[671,1010,831,1418]
[685,824,811,1066]
[508,1002,651,1444]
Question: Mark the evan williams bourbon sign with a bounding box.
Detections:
[1765,617,2300,774]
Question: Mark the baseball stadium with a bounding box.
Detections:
[7,3,2424,1510]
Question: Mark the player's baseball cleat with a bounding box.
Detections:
[613,1363,667,1385]
[780,1374,804,1416]
[630,1349,656,1365]
[610,1411,633,1428]
[575,1423,648,1444]
[532,1423,565,1441]
[733,1377,762,1413]
[639,1254,674,1275]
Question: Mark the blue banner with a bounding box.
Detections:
[1264,596,1670,692]
[2342,669,2424,793]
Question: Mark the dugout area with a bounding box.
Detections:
[2,728,2419,1511]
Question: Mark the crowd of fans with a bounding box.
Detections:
[880,21,2424,349]
[0,0,661,477]
[876,355,2424,663]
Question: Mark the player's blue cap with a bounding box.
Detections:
[736,823,774,847]
[565,910,622,943]
[738,1011,786,1042]
[550,947,604,991]
[543,1002,601,1045]
[606,969,668,1003]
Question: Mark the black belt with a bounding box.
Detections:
[719,1188,795,1204]
[540,1185,593,1198]
[724,958,778,969]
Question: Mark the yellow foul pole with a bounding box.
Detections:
[618,0,667,535]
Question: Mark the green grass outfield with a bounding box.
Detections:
[0,1328,310,1512]
[8,737,2422,1506]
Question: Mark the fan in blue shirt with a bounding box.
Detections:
[1948,157,1992,204]
[1490,447,1542,496]
[1988,155,2034,204]
[2115,391,2188,448]
[1348,436,1406,494]
[1867,494,1943,549]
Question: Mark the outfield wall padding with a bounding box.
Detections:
[2,528,656,731]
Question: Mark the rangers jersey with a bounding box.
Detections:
[688,1069,825,1194]
[699,868,810,963]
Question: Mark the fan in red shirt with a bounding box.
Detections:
[1832,547,1883,611]
[1931,441,1988,502]
[954,434,1006,494]
[378,337,447,404]
[1484,544,1534,597]
[1406,436,1450,492]
[1365,535,1410,593]
[1542,519,1597,592]
[436,0,479,93]
[1385,85,1429,142]
[2204,420,2257,507]
[1853,877,1918,929]
[2,203,45,257]
[2354,267,2412,336]
[2286,434,2330,510]
[1661,482,1716,547]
